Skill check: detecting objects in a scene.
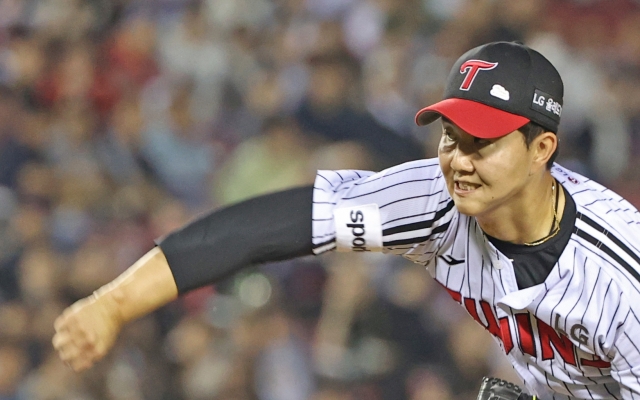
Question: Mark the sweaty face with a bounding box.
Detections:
[437,120,534,217]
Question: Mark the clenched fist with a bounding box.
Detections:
[51,248,178,372]
[52,293,123,372]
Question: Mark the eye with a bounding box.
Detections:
[474,137,491,146]
[443,129,456,141]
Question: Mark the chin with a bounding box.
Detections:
[451,197,485,217]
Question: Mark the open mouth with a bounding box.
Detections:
[454,181,481,194]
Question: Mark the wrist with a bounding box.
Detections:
[93,284,127,327]
[93,247,178,324]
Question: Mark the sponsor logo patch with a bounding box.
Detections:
[334,204,383,252]
[532,89,562,119]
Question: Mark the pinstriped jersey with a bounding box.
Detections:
[311,159,640,400]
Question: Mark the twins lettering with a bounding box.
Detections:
[441,285,611,369]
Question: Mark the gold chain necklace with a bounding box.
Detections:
[523,179,560,246]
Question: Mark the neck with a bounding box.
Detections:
[477,173,564,245]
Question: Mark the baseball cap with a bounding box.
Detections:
[415,41,564,138]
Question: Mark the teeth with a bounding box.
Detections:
[457,182,477,190]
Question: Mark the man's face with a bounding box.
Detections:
[438,120,534,217]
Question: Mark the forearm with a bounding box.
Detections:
[94,247,178,324]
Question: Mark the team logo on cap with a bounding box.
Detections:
[459,60,498,91]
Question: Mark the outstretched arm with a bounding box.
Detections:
[53,186,314,371]
[52,159,447,372]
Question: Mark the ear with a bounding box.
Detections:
[531,131,557,170]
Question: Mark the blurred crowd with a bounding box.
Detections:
[1,0,640,399]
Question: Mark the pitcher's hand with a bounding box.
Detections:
[52,293,122,372]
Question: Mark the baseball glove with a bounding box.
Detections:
[476,377,537,400]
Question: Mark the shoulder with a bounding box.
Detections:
[552,164,640,231]
[315,158,444,193]
[353,158,444,185]
[378,158,443,176]
[554,165,640,300]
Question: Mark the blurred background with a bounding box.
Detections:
[1,0,640,399]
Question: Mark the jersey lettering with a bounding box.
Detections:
[517,313,611,369]
[537,317,577,366]
[499,317,514,356]
[581,355,611,369]
[442,288,513,354]
[452,288,610,369]
[516,313,537,357]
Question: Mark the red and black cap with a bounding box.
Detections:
[415,41,563,138]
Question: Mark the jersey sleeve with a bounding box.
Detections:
[311,159,455,263]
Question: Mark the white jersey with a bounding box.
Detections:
[311,159,640,400]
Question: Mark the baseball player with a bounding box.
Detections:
[53,41,640,400]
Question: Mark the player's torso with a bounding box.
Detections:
[426,212,623,399]
[313,160,640,399]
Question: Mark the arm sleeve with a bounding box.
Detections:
[157,186,313,294]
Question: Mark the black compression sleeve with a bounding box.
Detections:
[156,186,314,294]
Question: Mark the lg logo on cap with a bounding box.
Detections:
[532,89,562,117]
[459,60,498,91]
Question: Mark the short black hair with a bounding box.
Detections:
[518,121,559,169]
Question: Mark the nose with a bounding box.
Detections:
[449,145,474,174]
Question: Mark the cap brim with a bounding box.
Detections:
[415,98,529,139]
